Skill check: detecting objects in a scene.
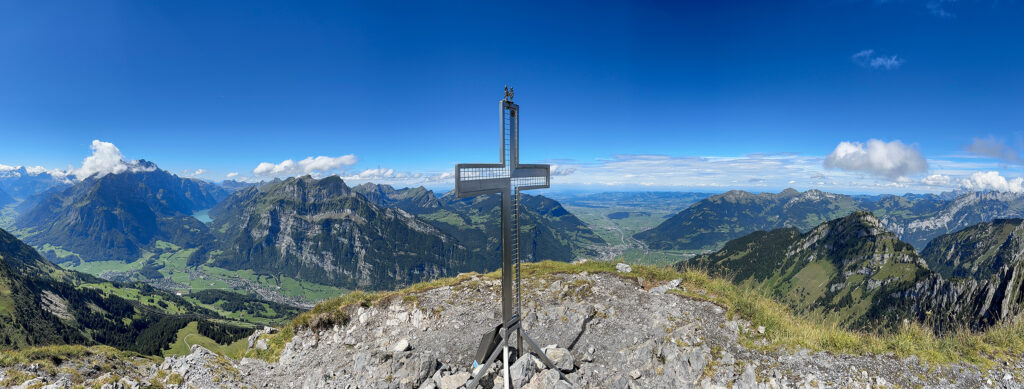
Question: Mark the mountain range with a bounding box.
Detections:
[639,188,1024,251]
[0,165,73,200]
[680,211,1024,332]
[351,183,604,261]
[208,176,473,290]
[5,163,600,294]
[10,157,1024,338]
[14,161,229,264]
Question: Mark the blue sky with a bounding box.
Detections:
[1,1,1023,193]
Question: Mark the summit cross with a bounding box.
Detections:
[455,89,567,389]
[455,88,550,331]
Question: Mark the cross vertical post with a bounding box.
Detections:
[457,88,568,389]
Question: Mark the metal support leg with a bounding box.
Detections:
[520,330,574,385]
[503,345,510,389]
[466,330,506,389]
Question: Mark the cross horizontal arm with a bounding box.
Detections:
[456,163,508,198]
[511,164,550,191]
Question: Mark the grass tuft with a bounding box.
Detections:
[0,345,157,368]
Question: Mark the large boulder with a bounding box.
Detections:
[616,263,633,273]
[542,347,575,372]
[509,356,537,387]
[439,372,470,389]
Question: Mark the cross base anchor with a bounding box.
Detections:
[466,316,574,389]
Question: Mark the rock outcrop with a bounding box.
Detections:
[4,271,1024,388]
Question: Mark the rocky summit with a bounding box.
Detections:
[4,267,1023,388]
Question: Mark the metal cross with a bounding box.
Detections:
[456,89,556,388]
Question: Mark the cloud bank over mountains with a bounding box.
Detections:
[252,155,359,177]
[5,138,1024,194]
[960,171,1024,193]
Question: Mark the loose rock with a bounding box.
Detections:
[393,338,412,353]
[615,263,632,273]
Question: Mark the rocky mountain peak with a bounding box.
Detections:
[275,175,355,200]
[794,211,920,268]
[778,187,800,197]
[713,190,759,203]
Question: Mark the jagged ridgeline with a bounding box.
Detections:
[0,165,71,200]
[639,188,1024,251]
[0,228,249,354]
[679,211,1024,332]
[14,162,228,263]
[681,211,932,330]
[352,183,604,261]
[908,218,1024,331]
[209,177,602,291]
[208,176,475,290]
[920,218,1024,280]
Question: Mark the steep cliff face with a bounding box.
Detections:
[352,184,604,261]
[210,176,477,290]
[896,266,1024,332]
[898,220,1024,331]
[920,218,1023,280]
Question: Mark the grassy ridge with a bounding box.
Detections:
[162,321,248,359]
[250,261,1024,369]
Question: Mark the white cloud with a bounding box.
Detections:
[922,174,951,186]
[550,164,577,176]
[965,136,1023,164]
[226,172,239,178]
[344,168,397,181]
[181,168,208,178]
[338,167,455,186]
[252,155,358,177]
[852,49,904,70]
[824,139,927,180]
[73,140,154,180]
[960,171,1024,193]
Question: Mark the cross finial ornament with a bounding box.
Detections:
[456,89,569,388]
